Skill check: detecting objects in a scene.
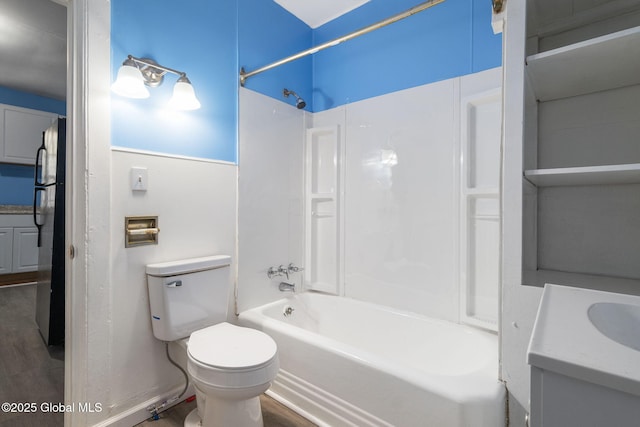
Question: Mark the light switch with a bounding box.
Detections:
[131,167,148,191]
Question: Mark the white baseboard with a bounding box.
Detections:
[91,384,195,427]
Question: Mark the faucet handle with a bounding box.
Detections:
[277,264,289,279]
[287,263,304,273]
[267,266,280,279]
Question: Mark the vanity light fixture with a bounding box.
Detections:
[112,55,201,110]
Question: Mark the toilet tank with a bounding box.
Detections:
[146,255,231,341]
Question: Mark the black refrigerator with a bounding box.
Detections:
[34,118,65,346]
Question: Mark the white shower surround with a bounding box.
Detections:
[237,89,307,313]
[239,292,505,426]
[313,78,462,320]
[237,69,503,425]
[238,67,502,321]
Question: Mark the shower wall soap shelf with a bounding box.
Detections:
[304,126,344,295]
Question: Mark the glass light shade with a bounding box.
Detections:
[111,64,150,99]
[168,80,201,110]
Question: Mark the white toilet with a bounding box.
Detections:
[146,255,279,427]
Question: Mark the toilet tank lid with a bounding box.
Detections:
[146,255,231,277]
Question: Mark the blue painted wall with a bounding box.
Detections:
[311,0,502,111]
[0,86,66,205]
[0,164,37,206]
[110,0,500,161]
[0,86,66,116]
[111,0,239,163]
[238,0,313,112]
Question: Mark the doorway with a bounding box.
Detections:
[0,0,67,425]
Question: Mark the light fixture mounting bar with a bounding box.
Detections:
[239,0,445,86]
[128,55,186,77]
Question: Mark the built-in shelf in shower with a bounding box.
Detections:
[305,126,343,294]
[309,193,335,200]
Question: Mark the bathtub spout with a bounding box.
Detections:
[279,282,295,292]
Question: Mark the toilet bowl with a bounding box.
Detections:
[185,322,279,427]
[145,256,280,427]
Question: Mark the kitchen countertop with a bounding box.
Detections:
[0,205,33,215]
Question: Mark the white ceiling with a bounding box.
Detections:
[0,0,66,101]
[274,0,370,28]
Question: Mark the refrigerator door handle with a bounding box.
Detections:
[34,132,47,187]
[33,187,46,247]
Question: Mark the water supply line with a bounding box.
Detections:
[239,0,446,86]
[146,342,190,420]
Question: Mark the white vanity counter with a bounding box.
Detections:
[529,284,640,396]
[528,284,640,426]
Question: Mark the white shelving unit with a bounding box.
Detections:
[526,26,640,102]
[521,15,640,290]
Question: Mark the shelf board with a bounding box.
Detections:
[309,193,335,200]
[524,163,640,187]
[463,188,499,197]
[526,26,640,101]
[523,268,640,292]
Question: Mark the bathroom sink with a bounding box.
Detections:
[528,284,640,398]
[530,287,640,427]
[588,302,640,351]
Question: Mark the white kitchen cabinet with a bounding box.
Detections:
[0,215,39,274]
[12,227,39,272]
[0,227,12,274]
[0,103,58,165]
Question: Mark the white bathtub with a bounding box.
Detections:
[238,292,505,427]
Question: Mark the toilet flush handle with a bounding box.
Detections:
[166,280,183,288]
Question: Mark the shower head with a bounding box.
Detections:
[283,88,306,110]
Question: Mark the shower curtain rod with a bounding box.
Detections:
[239,0,446,86]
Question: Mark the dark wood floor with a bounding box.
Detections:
[0,284,64,427]
[136,394,317,427]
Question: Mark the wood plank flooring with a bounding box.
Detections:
[0,284,64,427]
[0,284,316,427]
[135,394,317,427]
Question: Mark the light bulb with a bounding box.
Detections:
[168,76,201,110]
[111,61,150,99]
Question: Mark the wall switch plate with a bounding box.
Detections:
[131,167,148,191]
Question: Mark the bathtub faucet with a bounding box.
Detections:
[268,265,289,279]
[279,282,295,292]
[267,263,305,280]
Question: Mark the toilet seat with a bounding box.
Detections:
[187,323,279,389]
[189,322,277,369]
